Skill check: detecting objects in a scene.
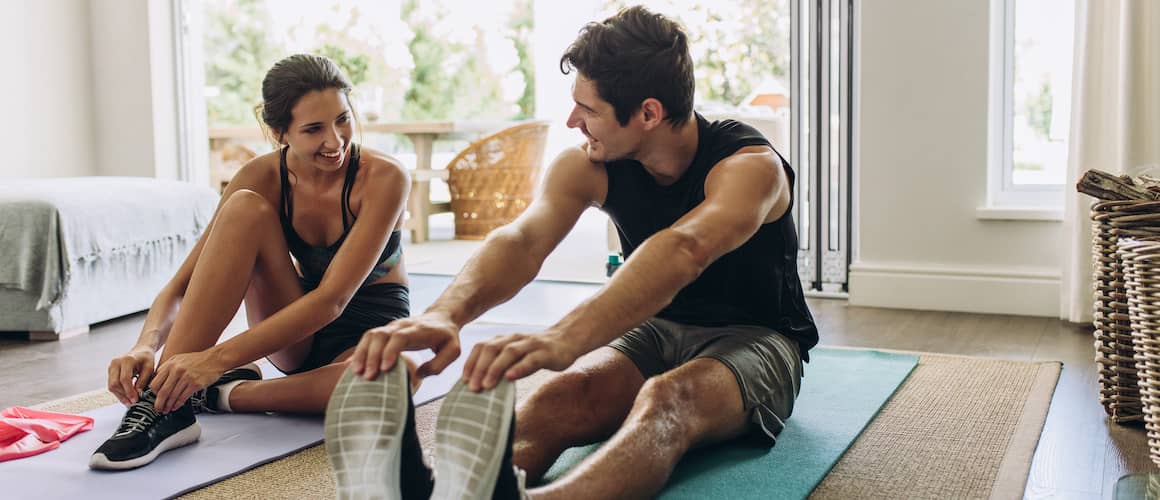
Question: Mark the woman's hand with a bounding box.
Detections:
[107,347,157,405]
[149,351,228,414]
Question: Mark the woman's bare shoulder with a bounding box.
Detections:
[357,146,409,176]
[224,149,282,201]
[352,146,409,208]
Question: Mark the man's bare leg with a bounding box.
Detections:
[528,358,749,500]
[513,347,645,482]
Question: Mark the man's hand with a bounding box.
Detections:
[462,331,579,391]
[107,347,157,406]
[150,351,228,414]
[351,311,462,381]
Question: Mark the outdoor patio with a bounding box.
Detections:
[404,206,612,285]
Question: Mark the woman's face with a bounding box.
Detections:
[282,88,354,173]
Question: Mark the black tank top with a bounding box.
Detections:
[600,113,819,360]
[279,144,402,290]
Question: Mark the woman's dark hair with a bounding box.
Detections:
[256,54,356,144]
[559,6,694,128]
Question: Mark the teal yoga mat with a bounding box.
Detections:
[542,348,919,499]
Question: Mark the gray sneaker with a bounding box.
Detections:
[431,380,527,500]
[324,364,433,500]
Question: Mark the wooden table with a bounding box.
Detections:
[363,120,513,242]
[209,120,514,243]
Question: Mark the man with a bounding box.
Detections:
[325,6,818,499]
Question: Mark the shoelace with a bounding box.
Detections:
[188,390,207,413]
[113,399,160,437]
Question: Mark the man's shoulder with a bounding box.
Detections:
[549,144,607,177]
[542,144,608,205]
[560,144,597,166]
[703,118,769,148]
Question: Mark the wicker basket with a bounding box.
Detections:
[1123,240,1160,465]
[1091,200,1160,423]
[446,122,550,240]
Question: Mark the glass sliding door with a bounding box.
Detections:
[796,0,851,294]
[171,0,854,290]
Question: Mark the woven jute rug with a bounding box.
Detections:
[40,351,1059,499]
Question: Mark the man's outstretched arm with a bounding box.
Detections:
[350,147,605,380]
[463,146,791,390]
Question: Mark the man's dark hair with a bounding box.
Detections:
[560,6,694,128]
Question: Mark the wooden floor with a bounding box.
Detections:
[0,276,1150,498]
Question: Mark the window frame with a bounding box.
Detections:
[985,0,1065,212]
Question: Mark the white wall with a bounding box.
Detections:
[89,0,181,179]
[849,0,1063,317]
[0,0,181,181]
[0,1,97,179]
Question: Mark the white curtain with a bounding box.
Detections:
[1060,0,1160,323]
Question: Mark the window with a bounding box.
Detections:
[986,0,1075,211]
[200,0,534,190]
[202,0,534,130]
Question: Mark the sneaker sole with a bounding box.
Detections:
[88,421,202,470]
[325,364,409,500]
[431,380,516,500]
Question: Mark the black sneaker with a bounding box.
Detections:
[432,380,528,500]
[189,362,263,414]
[89,389,201,470]
[325,363,433,500]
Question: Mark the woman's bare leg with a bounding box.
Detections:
[230,361,350,413]
[228,350,422,414]
[155,189,422,414]
[158,190,303,365]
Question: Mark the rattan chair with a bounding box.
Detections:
[446,121,550,240]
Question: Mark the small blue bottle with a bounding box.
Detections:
[605,253,623,277]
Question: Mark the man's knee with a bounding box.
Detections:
[524,371,600,422]
[633,377,697,441]
[633,367,747,446]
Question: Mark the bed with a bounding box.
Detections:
[0,177,218,340]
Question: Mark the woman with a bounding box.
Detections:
[91,54,415,470]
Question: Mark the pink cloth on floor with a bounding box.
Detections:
[0,407,94,462]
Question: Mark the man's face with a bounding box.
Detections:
[565,75,639,163]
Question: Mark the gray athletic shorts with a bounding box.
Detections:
[608,317,803,446]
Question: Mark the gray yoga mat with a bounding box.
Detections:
[0,324,519,499]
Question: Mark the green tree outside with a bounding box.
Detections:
[602,0,790,106]
[1024,81,1053,140]
[204,0,283,127]
[205,0,535,132]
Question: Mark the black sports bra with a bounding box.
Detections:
[278,144,402,289]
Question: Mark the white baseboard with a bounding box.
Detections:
[848,262,1060,317]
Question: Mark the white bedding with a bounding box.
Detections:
[0,177,218,310]
[0,177,218,332]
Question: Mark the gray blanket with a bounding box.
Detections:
[0,177,218,310]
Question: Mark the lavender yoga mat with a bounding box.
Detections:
[0,323,521,499]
